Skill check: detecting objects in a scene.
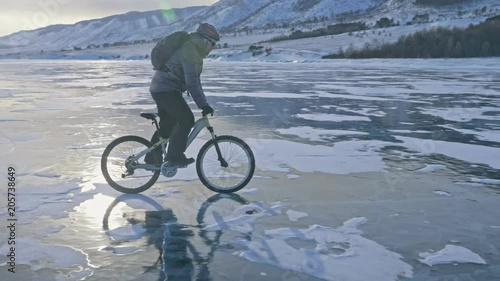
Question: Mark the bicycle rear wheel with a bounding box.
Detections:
[101,135,162,194]
[196,135,255,193]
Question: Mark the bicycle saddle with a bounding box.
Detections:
[140,113,158,120]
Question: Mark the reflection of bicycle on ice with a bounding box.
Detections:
[102,193,250,280]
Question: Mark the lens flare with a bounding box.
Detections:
[158,1,177,22]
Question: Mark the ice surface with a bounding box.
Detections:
[6,132,42,142]
[438,125,500,143]
[0,180,97,224]
[203,202,283,233]
[247,138,390,174]
[33,172,62,178]
[0,238,92,279]
[395,136,500,169]
[277,126,368,142]
[0,130,16,155]
[0,58,499,280]
[418,245,487,266]
[35,225,66,237]
[295,113,371,122]
[419,107,499,122]
[208,91,316,99]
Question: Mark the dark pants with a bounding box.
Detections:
[151,91,194,161]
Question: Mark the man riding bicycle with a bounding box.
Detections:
[146,23,220,167]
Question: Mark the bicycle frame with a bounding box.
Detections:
[132,116,217,170]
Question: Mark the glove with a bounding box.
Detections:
[201,105,214,116]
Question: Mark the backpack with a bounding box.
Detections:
[150,31,190,71]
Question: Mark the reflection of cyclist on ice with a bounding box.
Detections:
[102,193,249,281]
[145,209,203,281]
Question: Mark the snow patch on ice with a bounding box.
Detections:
[418,245,486,266]
[100,246,141,255]
[237,217,412,281]
[286,209,308,221]
[151,187,182,197]
[237,187,259,195]
[454,182,484,187]
[287,174,301,179]
[105,224,147,241]
[471,177,500,185]
[416,164,446,173]
[433,190,452,197]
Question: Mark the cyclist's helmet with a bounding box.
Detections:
[196,23,220,42]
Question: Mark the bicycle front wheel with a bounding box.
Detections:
[196,135,255,193]
[101,135,162,194]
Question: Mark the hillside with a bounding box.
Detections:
[0,0,499,59]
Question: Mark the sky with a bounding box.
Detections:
[0,0,219,37]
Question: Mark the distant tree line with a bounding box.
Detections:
[268,21,368,42]
[292,0,322,12]
[375,17,398,28]
[230,15,330,35]
[72,35,228,53]
[323,17,500,59]
[415,0,473,6]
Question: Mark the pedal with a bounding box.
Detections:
[165,167,177,178]
[121,169,134,178]
[160,162,178,178]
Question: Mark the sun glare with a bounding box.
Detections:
[158,1,177,22]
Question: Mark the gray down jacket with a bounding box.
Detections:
[149,33,208,108]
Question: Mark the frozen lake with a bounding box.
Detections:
[0,59,499,281]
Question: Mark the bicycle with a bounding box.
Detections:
[101,112,255,194]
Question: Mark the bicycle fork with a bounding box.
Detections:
[207,126,228,168]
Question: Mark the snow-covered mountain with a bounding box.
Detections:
[0,6,205,54]
[1,0,499,54]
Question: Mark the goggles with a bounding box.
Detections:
[205,36,217,47]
